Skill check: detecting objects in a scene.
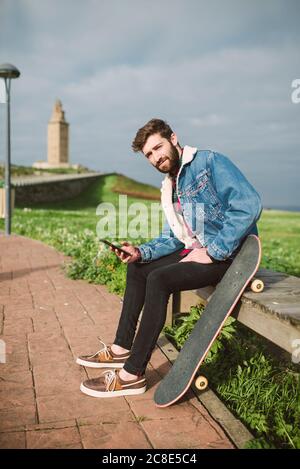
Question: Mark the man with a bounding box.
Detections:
[77,118,262,398]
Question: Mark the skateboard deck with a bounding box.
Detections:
[154,234,262,407]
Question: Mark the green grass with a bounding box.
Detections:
[258,210,300,277]
[112,173,160,200]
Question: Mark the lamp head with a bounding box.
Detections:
[0,63,21,79]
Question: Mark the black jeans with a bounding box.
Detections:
[113,250,233,375]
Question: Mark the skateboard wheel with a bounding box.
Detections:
[250,278,264,293]
[195,376,208,391]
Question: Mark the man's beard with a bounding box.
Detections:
[155,143,180,175]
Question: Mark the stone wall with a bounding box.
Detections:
[13,173,102,205]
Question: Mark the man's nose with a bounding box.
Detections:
[153,153,163,167]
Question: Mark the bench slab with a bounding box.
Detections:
[166,268,300,354]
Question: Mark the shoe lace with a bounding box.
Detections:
[87,338,111,360]
[102,370,118,391]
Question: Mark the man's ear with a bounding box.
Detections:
[170,133,178,146]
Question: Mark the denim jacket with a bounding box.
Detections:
[138,146,262,262]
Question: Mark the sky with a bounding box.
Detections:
[0,0,299,209]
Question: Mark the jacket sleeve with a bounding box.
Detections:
[138,218,184,262]
[206,152,262,261]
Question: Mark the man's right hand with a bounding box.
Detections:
[109,241,141,264]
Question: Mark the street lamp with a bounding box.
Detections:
[0,63,20,235]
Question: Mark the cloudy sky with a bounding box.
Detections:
[0,0,299,208]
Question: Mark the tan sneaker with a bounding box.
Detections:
[76,340,130,368]
[80,369,146,398]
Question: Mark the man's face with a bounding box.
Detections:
[142,133,180,174]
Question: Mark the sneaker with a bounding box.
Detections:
[76,339,130,368]
[80,369,147,398]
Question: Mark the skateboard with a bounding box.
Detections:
[154,234,262,408]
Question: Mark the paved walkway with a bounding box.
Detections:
[0,234,234,449]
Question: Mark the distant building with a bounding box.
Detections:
[33,100,79,170]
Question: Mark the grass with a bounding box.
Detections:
[112,173,160,200]
[258,209,300,277]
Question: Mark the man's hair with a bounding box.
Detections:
[132,118,173,153]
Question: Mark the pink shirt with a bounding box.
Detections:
[171,176,202,256]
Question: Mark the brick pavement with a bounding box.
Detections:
[0,234,235,449]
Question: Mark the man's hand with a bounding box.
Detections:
[109,241,141,264]
[179,247,213,264]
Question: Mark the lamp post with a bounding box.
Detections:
[0,63,20,235]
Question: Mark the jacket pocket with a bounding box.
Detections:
[184,170,209,196]
[184,171,222,220]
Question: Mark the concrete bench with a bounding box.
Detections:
[165,268,300,356]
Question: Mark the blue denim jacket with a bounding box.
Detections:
[138,148,262,262]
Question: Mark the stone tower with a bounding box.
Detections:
[47,100,69,166]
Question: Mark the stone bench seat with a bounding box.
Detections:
[166,268,300,355]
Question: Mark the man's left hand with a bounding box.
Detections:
[179,248,213,264]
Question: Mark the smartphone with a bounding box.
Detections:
[99,239,133,257]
